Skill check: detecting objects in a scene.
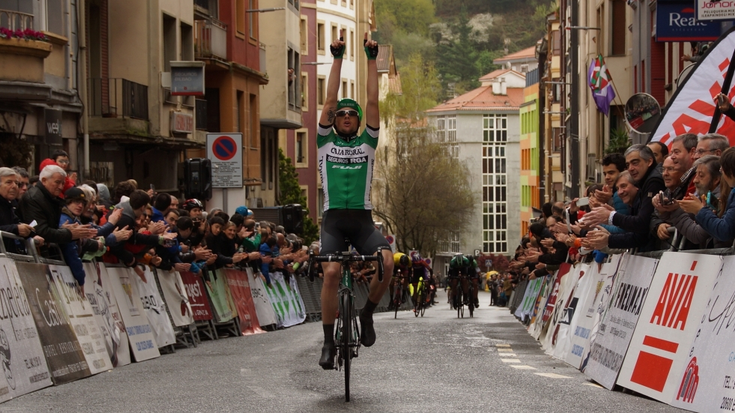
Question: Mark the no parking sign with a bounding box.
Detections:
[206,133,243,188]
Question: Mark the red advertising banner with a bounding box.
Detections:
[179,272,213,321]
[617,252,722,404]
[223,269,264,335]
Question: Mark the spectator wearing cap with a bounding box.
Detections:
[20,165,97,246]
[60,187,104,291]
[0,167,35,253]
[235,205,249,216]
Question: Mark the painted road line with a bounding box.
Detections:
[500,358,521,363]
[497,348,514,352]
[584,383,603,388]
[510,365,537,370]
[495,344,511,347]
[534,373,571,379]
[497,353,517,357]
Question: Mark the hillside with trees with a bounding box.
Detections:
[374,0,554,98]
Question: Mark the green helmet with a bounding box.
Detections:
[337,98,363,122]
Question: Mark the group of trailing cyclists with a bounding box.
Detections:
[389,252,437,316]
[447,253,481,314]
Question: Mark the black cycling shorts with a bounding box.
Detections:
[320,209,390,255]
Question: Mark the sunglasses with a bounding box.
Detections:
[336,109,358,118]
[14,182,28,188]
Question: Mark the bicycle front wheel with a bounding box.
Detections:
[394,286,401,319]
[340,292,352,402]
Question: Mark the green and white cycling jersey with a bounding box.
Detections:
[317,124,379,211]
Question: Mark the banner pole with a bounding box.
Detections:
[709,47,735,133]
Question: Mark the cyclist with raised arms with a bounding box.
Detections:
[318,31,394,369]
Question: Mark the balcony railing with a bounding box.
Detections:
[89,78,149,120]
[195,18,227,61]
[0,9,34,31]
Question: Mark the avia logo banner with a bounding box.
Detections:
[648,26,735,146]
[617,252,722,405]
[669,255,735,412]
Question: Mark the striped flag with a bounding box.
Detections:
[588,55,616,116]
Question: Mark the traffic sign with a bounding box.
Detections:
[206,133,243,188]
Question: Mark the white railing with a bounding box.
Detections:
[195,18,227,60]
[0,9,34,31]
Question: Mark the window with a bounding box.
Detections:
[163,14,176,72]
[317,76,326,106]
[317,22,325,54]
[482,114,508,254]
[296,130,307,166]
[611,0,625,55]
[350,81,355,99]
[342,80,347,99]
[236,90,243,131]
[301,73,308,111]
[331,24,338,45]
[236,0,244,35]
[300,17,308,54]
[447,116,457,158]
[249,0,257,39]
[250,94,258,148]
[349,29,355,60]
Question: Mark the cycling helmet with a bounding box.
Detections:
[394,252,409,267]
[411,252,422,263]
[449,254,463,269]
[183,198,203,211]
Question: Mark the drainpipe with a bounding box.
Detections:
[78,0,90,179]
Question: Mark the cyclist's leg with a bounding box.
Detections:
[461,277,469,304]
[318,212,348,368]
[473,278,480,307]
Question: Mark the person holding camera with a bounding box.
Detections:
[649,156,688,249]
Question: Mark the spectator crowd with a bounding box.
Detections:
[0,150,311,294]
[505,132,735,290]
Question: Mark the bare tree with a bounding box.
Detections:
[373,121,475,256]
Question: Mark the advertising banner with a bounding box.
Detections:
[15,262,90,384]
[669,255,735,412]
[47,265,112,375]
[179,271,213,321]
[584,255,658,389]
[514,277,544,321]
[205,271,236,323]
[528,275,555,340]
[137,268,176,348]
[657,1,724,42]
[617,252,722,403]
[696,0,735,21]
[0,259,52,401]
[265,271,306,328]
[562,261,599,368]
[648,26,735,146]
[156,270,194,327]
[249,272,278,327]
[564,255,623,370]
[539,263,574,352]
[550,263,589,361]
[223,268,264,335]
[83,262,130,367]
[105,267,160,362]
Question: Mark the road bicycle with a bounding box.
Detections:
[309,249,384,402]
[449,272,466,318]
[413,277,428,317]
[466,277,476,318]
[392,269,408,319]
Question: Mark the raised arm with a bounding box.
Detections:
[364,33,379,129]
[319,30,345,127]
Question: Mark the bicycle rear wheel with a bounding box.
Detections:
[340,292,352,402]
[420,288,427,317]
[393,286,401,319]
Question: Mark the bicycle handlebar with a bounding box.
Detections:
[309,248,386,282]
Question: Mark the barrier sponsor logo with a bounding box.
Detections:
[650,270,698,331]
[614,283,648,316]
[676,357,699,403]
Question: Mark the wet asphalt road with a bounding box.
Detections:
[1,290,684,413]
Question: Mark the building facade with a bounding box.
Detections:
[428,69,524,268]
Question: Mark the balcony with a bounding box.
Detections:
[195,18,227,61]
[0,9,33,30]
[0,10,52,86]
[88,78,149,137]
